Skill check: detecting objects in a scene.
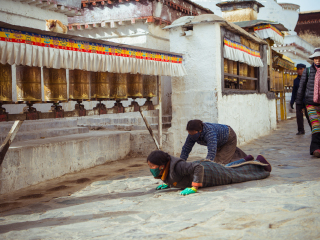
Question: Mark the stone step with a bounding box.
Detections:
[0,118,78,134]
[77,116,158,126]
[81,122,171,131]
[0,126,90,143]
[77,115,171,127]
[1,131,131,195]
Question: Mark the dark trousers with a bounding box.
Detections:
[296,104,311,132]
[310,132,320,155]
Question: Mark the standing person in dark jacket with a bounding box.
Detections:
[290,63,311,135]
[147,150,271,196]
[296,48,320,157]
[180,120,247,165]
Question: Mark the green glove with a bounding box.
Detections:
[156,184,170,190]
[180,187,197,196]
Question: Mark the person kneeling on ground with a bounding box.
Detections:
[147,150,271,196]
[180,120,247,165]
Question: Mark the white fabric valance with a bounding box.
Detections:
[254,24,284,45]
[0,41,186,77]
[224,38,263,67]
[0,28,186,77]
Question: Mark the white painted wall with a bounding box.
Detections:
[168,23,221,157]
[257,0,285,25]
[279,5,299,33]
[0,0,68,30]
[283,35,314,53]
[217,94,277,145]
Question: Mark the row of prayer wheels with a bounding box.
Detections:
[223,59,256,90]
[271,69,284,91]
[0,64,158,102]
[270,69,297,92]
[224,59,256,79]
[284,71,297,88]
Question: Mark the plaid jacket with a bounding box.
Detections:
[199,161,270,187]
[163,156,204,189]
[180,123,229,161]
[163,157,270,189]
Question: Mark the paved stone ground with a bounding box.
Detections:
[0,119,319,240]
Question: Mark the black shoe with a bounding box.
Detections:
[296,131,305,135]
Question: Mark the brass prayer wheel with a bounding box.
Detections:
[0,63,12,102]
[143,75,157,98]
[228,60,236,82]
[110,73,128,100]
[233,61,238,76]
[16,65,41,102]
[91,72,110,99]
[69,69,90,100]
[224,59,228,73]
[128,73,143,98]
[248,66,255,78]
[239,63,244,76]
[43,68,67,102]
[243,64,248,77]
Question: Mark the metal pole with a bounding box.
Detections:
[139,109,160,150]
[157,76,162,150]
[0,120,23,166]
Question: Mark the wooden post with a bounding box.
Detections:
[280,91,285,120]
[283,73,287,120]
[275,92,279,122]
[157,76,162,150]
[221,27,225,92]
[0,120,23,166]
[139,109,160,150]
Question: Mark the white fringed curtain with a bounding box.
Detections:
[0,30,186,77]
[224,38,264,67]
[254,24,284,45]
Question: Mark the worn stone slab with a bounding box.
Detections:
[0,120,319,239]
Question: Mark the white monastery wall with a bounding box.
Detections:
[256,0,285,27]
[0,0,68,30]
[168,23,221,158]
[283,35,315,54]
[217,93,277,146]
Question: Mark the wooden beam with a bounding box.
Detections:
[0,120,23,166]
[221,27,225,92]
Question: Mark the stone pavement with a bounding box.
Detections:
[0,119,319,240]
